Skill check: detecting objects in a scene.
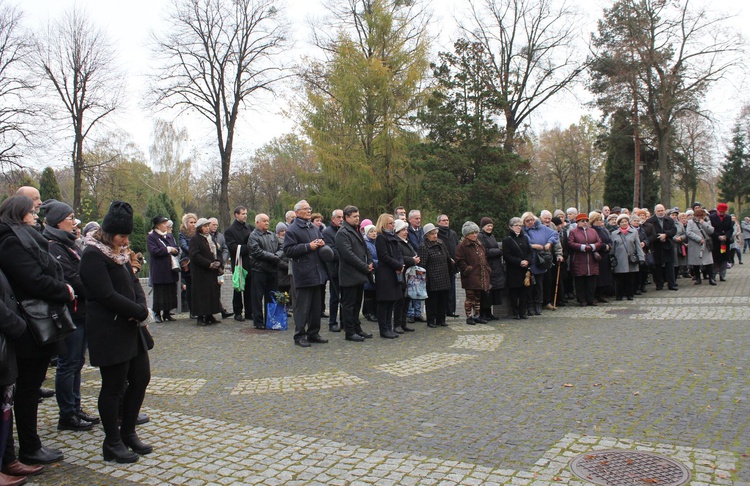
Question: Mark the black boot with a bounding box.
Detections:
[121,433,153,455]
[103,440,138,463]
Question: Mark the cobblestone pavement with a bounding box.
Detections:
[27,263,750,485]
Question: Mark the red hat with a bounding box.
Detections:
[575,213,589,222]
[716,203,728,212]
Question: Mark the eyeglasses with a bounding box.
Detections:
[511,224,522,227]
[65,216,76,221]
[299,207,312,212]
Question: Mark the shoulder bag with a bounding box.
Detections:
[18,298,76,346]
[159,238,180,272]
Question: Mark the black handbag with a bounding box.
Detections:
[140,326,154,350]
[18,298,76,346]
[536,250,554,269]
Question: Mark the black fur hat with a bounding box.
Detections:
[102,201,133,235]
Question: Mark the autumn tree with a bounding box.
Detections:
[462,0,587,152]
[590,0,743,206]
[151,0,288,229]
[0,1,33,169]
[34,6,123,214]
[149,119,193,213]
[301,0,430,216]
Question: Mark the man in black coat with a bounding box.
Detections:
[248,214,283,330]
[224,206,255,321]
[283,200,330,348]
[436,214,459,317]
[335,206,374,341]
[710,202,734,281]
[646,204,678,290]
[321,209,343,332]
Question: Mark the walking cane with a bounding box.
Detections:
[553,260,562,309]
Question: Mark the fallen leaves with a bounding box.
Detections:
[563,383,574,388]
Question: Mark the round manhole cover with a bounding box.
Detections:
[570,450,691,486]
[605,308,649,315]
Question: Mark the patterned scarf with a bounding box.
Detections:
[83,235,130,265]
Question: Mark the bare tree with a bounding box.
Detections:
[0,1,34,169]
[673,112,713,210]
[463,0,587,152]
[151,0,288,228]
[34,6,123,213]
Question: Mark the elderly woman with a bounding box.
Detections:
[189,218,223,325]
[610,214,645,300]
[80,201,152,464]
[521,212,558,316]
[686,208,716,285]
[502,217,532,319]
[567,213,602,306]
[374,214,404,339]
[477,217,504,320]
[393,219,419,334]
[418,223,452,328]
[456,222,491,325]
[0,196,74,467]
[590,211,612,303]
[362,224,378,323]
[147,216,180,323]
[671,210,689,278]
[179,213,197,317]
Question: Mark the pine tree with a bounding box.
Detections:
[39,167,62,201]
[718,122,750,214]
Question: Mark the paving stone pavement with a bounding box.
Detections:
[26,263,750,485]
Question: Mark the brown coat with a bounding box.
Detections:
[455,238,491,291]
[567,226,602,277]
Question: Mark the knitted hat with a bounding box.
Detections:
[363,224,376,236]
[716,203,728,212]
[40,199,73,227]
[152,215,169,228]
[462,221,479,236]
[479,217,494,229]
[101,201,133,235]
[360,218,373,228]
[83,221,100,237]
[275,222,287,234]
[394,219,408,233]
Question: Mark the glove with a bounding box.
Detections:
[209,261,221,270]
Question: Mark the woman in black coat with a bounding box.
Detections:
[394,220,420,334]
[189,218,223,325]
[374,214,405,338]
[502,217,532,319]
[146,216,180,322]
[418,224,452,328]
[477,218,505,320]
[0,196,73,467]
[80,201,152,464]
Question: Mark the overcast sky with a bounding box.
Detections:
[21,0,750,171]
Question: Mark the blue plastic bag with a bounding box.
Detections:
[405,266,428,300]
[266,295,288,330]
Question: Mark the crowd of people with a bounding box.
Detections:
[0,186,744,481]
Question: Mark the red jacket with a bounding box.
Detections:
[567,226,602,277]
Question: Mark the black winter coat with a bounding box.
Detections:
[478,230,505,290]
[248,228,282,273]
[709,213,734,264]
[503,230,532,289]
[189,234,222,316]
[0,268,27,385]
[0,223,70,359]
[80,245,149,367]
[646,215,676,264]
[283,217,328,288]
[375,232,404,302]
[321,224,340,281]
[418,238,452,292]
[335,222,372,287]
[224,219,254,271]
[46,229,86,319]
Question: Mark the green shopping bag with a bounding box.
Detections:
[232,245,247,292]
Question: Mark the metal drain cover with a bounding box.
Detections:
[570,450,691,485]
[605,308,649,315]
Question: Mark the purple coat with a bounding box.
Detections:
[147,231,179,285]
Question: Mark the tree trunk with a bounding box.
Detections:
[73,128,84,214]
[657,128,672,207]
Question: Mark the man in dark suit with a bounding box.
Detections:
[646,204,678,290]
[224,206,255,321]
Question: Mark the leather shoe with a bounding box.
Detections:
[668,286,678,291]
[380,331,399,338]
[58,415,94,431]
[206,315,220,324]
[466,317,476,325]
[345,334,365,342]
[121,434,153,455]
[77,409,100,424]
[136,413,150,425]
[329,324,341,332]
[19,446,63,465]
[295,339,311,348]
[402,325,415,332]
[153,313,162,323]
[221,310,233,319]
[413,316,425,322]
[103,441,138,463]
[393,326,405,334]
[474,317,489,324]
[447,313,460,318]
[2,460,43,477]
[406,316,415,323]
[307,335,328,344]
[38,388,54,399]
[427,323,438,328]
[234,314,246,322]
[163,313,176,321]
[356,330,373,338]
[0,472,26,486]
[321,312,329,318]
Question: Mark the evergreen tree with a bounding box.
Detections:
[145,193,179,237]
[129,213,147,255]
[39,167,62,201]
[718,122,750,214]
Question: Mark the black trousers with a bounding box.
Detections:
[251,270,278,329]
[328,278,340,326]
[232,268,253,318]
[293,285,323,341]
[426,289,449,325]
[340,285,364,336]
[575,275,597,304]
[448,274,457,315]
[652,258,676,288]
[98,352,150,442]
[14,354,52,455]
[376,300,395,334]
[393,296,408,328]
[508,286,527,317]
[614,272,636,298]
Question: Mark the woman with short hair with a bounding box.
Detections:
[374,214,404,339]
[686,208,715,285]
[567,213,602,306]
[189,218,223,325]
[502,217,532,319]
[610,214,645,300]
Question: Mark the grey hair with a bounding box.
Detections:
[254,213,268,224]
[540,210,552,219]
[408,209,421,219]
[293,200,308,212]
[509,217,522,228]
[566,207,578,215]
[331,208,343,217]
